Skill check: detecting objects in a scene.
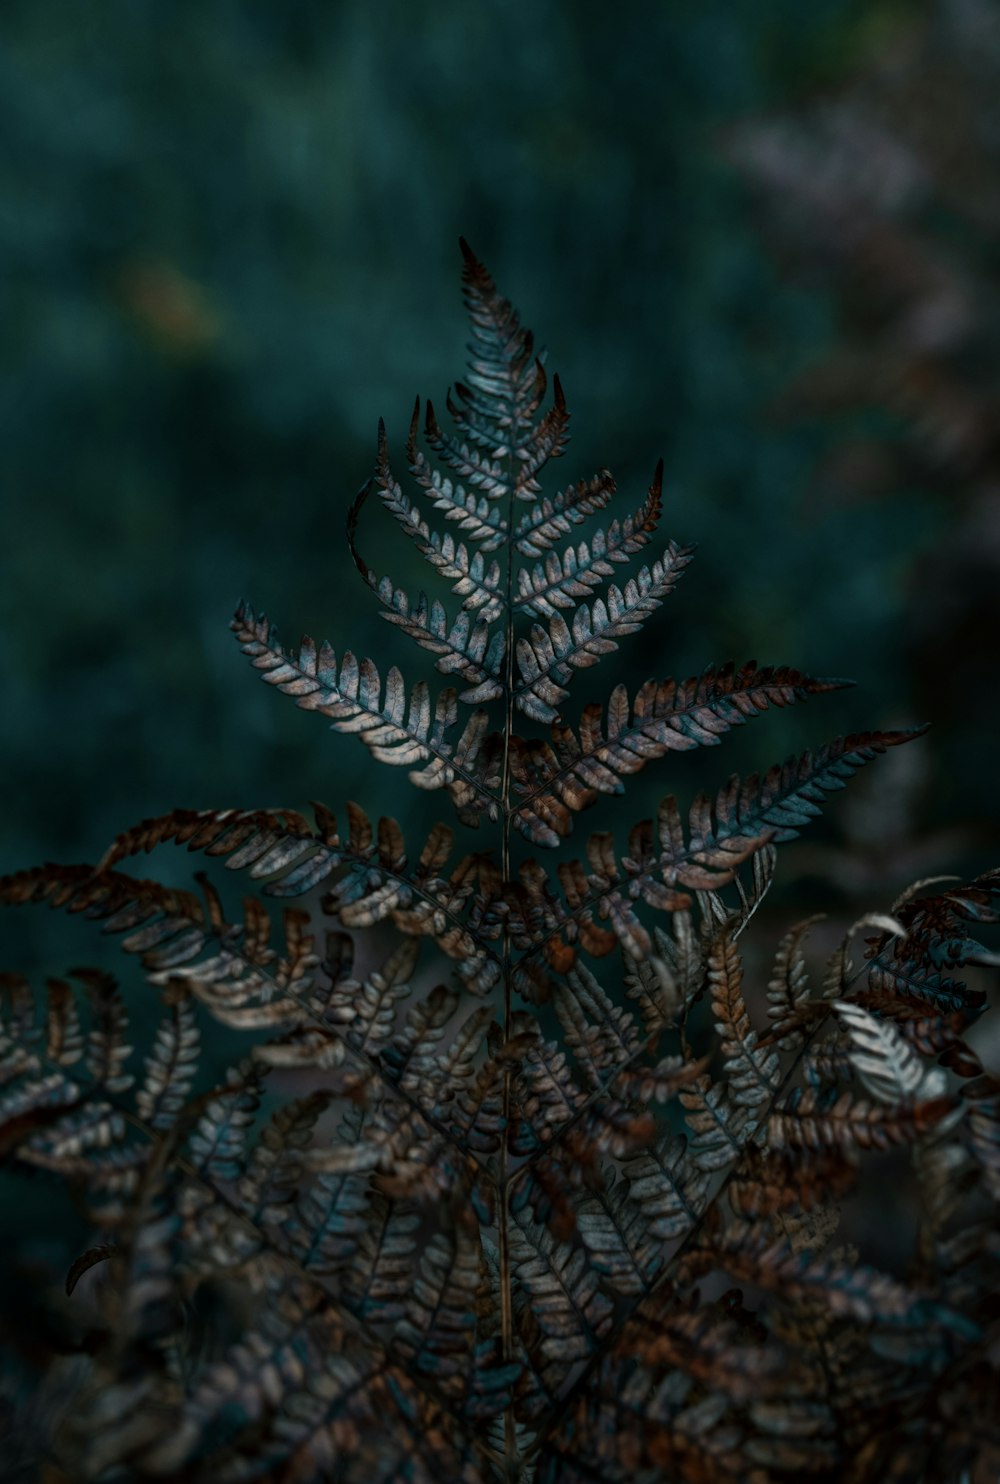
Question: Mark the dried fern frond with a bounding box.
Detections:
[2,242,996,1484]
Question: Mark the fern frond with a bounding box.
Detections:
[414,1000,495,1096]
[232,600,499,806]
[709,928,781,1110]
[302,1078,491,1205]
[625,1287,788,1403]
[700,840,778,945]
[835,1000,942,1105]
[864,960,982,1015]
[861,867,1000,1016]
[507,369,571,493]
[538,1384,747,1484]
[74,968,133,1096]
[0,976,151,1192]
[7,241,994,1484]
[553,962,643,1086]
[572,729,924,932]
[513,544,696,723]
[136,1273,410,1482]
[237,1091,333,1238]
[392,1228,516,1415]
[678,725,926,847]
[381,982,460,1083]
[729,1146,856,1218]
[408,412,509,546]
[686,1221,978,1338]
[146,900,316,1035]
[515,462,664,618]
[2,865,499,1204]
[511,1212,614,1399]
[514,470,616,557]
[41,976,84,1066]
[375,412,508,611]
[622,916,702,1036]
[453,237,546,476]
[421,394,513,502]
[962,1070,1000,1203]
[372,579,505,700]
[136,981,200,1131]
[54,805,503,992]
[343,1194,421,1325]
[769,1085,956,1152]
[348,470,507,699]
[574,1166,664,1298]
[187,1063,262,1182]
[281,1108,372,1276]
[680,1073,758,1172]
[326,933,419,1054]
[621,1134,712,1240]
[510,664,849,844]
[765,915,822,1051]
[509,810,770,970]
[537,1283,782,1482]
[508,1022,588,1156]
[0,1057,81,1162]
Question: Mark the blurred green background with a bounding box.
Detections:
[3,0,1000,970]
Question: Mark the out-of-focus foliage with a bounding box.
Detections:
[731,0,1000,876]
[3,0,967,926]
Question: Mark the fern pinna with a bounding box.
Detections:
[2,243,998,1484]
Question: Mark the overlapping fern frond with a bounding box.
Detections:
[2,243,997,1483]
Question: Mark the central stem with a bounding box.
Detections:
[497,413,519,1470]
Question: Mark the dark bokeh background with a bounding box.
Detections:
[3,0,1000,972]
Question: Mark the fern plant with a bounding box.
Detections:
[2,243,998,1484]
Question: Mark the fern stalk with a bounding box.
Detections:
[497,249,522,1468]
